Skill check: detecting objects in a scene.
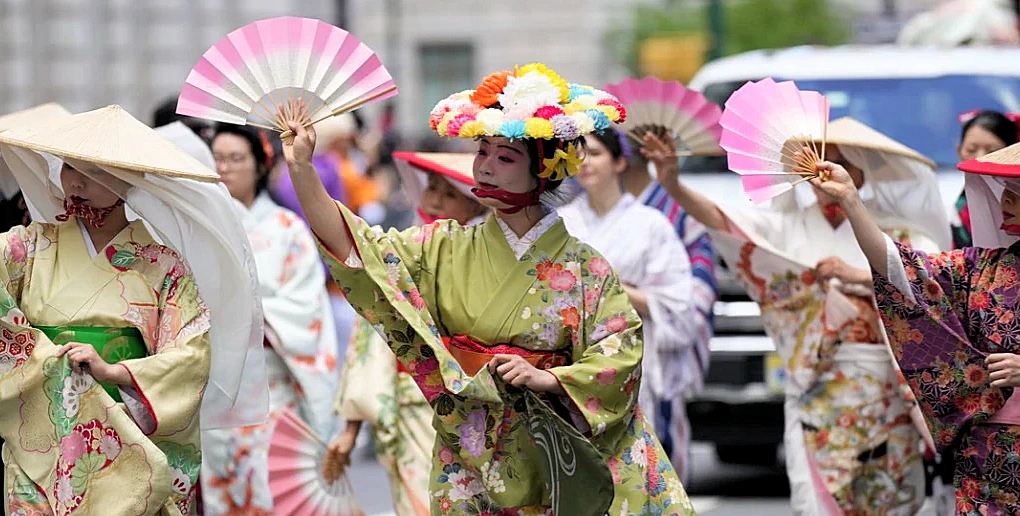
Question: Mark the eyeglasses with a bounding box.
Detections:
[213,153,252,166]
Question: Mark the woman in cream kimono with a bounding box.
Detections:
[642,117,949,514]
[263,64,695,515]
[0,106,265,515]
[199,124,339,515]
[557,128,698,482]
[325,151,486,515]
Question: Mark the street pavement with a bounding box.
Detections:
[348,441,941,515]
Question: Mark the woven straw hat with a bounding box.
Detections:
[0,105,219,182]
[822,117,935,168]
[958,141,1020,177]
[0,103,71,132]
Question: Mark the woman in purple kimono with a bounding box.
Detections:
[814,142,1020,515]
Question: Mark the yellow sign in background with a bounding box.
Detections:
[638,33,708,83]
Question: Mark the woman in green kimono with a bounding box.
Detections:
[279,65,696,515]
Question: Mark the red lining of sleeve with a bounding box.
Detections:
[119,363,158,436]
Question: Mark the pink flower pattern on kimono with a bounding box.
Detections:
[53,420,123,516]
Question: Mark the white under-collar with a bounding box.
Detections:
[76,219,99,258]
[495,210,561,260]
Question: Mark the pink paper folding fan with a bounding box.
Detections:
[267,409,365,516]
[177,17,397,134]
[604,77,724,156]
[719,78,830,204]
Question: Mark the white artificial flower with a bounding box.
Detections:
[498,72,562,120]
[476,108,505,135]
[571,113,596,135]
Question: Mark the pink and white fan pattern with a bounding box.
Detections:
[268,409,365,516]
[604,77,724,155]
[720,78,830,204]
[177,16,397,131]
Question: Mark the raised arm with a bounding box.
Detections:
[280,101,353,261]
[810,161,890,277]
[641,132,727,231]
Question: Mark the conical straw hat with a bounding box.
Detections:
[958,141,1020,177]
[393,151,474,186]
[0,103,71,132]
[821,117,936,169]
[0,105,219,183]
[393,151,477,205]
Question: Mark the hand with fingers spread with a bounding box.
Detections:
[487,354,565,395]
[987,353,1020,388]
[640,132,681,188]
[53,342,130,384]
[278,99,317,167]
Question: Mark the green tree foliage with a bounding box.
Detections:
[610,0,852,74]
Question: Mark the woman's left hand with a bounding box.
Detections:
[54,342,127,384]
[816,256,870,286]
[488,354,565,395]
[987,353,1020,388]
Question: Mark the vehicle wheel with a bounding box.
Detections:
[715,444,777,466]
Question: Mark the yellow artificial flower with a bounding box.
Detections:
[540,143,583,181]
[596,105,620,121]
[524,117,555,139]
[458,120,486,138]
[516,63,570,103]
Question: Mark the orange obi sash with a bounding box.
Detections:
[396,335,571,376]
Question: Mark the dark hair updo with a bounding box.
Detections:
[212,123,275,197]
[961,110,1020,147]
[520,136,586,196]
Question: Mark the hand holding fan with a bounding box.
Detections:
[268,408,365,516]
[719,78,830,203]
[603,77,724,156]
[177,16,397,137]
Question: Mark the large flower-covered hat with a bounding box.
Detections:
[429,63,626,181]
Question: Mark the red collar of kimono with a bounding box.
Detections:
[471,179,547,215]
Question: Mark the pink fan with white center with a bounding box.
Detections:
[177,16,397,134]
[603,76,724,156]
[267,409,365,516]
[719,78,830,204]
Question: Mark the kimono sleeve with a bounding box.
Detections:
[547,264,643,440]
[643,217,695,353]
[118,269,211,437]
[0,224,43,304]
[262,216,333,358]
[872,238,1003,449]
[317,201,454,402]
[334,318,396,425]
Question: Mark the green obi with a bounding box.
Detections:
[37,326,147,402]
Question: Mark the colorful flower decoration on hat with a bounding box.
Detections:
[429,63,626,178]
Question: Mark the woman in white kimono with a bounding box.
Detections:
[557,129,697,481]
[325,152,485,516]
[642,117,949,514]
[200,124,340,515]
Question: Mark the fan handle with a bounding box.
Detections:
[278,85,398,139]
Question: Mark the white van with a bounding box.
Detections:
[683,45,1020,468]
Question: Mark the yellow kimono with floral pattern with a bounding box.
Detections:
[0,220,210,516]
[320,204,695,516]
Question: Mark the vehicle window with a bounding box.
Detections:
[685,75,1020,173]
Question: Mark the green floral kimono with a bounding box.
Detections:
[1,221,210,515]
[320,204,695,516]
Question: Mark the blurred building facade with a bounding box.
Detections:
[0,0,336,122]
[0,0,977,138]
